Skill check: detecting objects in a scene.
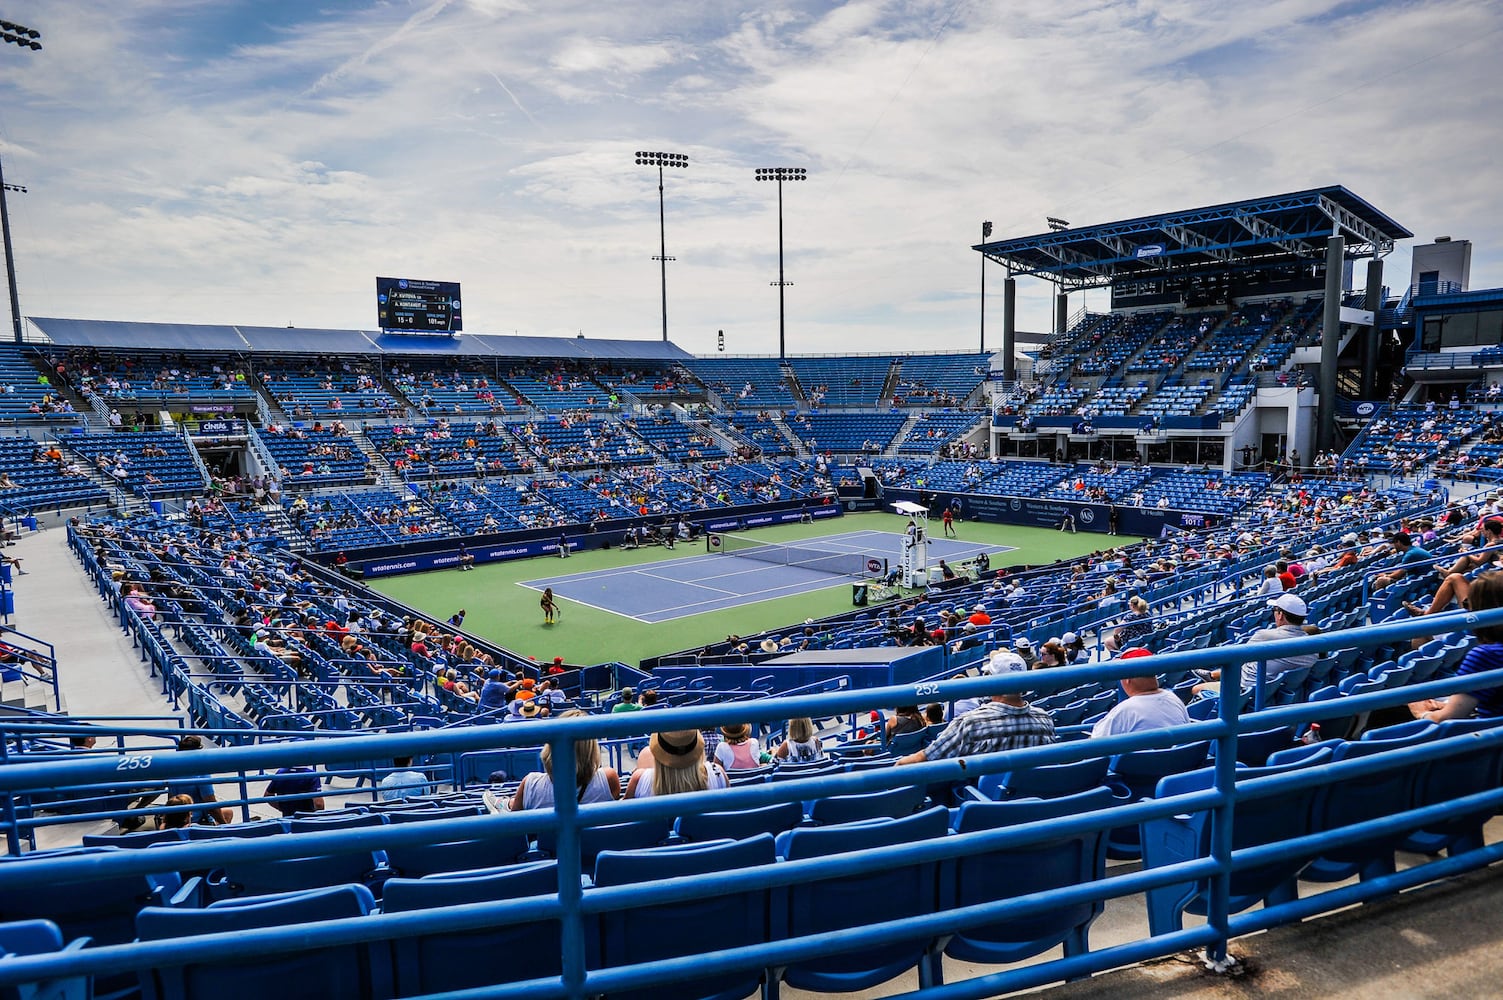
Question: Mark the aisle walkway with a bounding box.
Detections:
[7,523,175,720]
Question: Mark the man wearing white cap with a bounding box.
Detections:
[895,650,1054,766]
[1192,592,1317,694]
[1012,636,1036,669]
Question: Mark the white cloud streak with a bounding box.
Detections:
[0,0,1497,356]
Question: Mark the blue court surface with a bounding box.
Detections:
[521,529,1016,624]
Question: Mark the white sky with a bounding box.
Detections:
[0,0,1498,356]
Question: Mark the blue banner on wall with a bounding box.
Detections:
[354,501,843,577]
[885,489,1218,536]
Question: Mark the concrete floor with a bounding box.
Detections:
[14,521,1503,999]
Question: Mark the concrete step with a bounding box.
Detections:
[0,677,60,713]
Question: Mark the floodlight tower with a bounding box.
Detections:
[0,18,41,344]
[633,151,688,342]
[979,220,992,352]
[754,167,807,359]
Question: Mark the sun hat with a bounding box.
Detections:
[760,639,780,654]
[517,700,541,718]
[720,723,750,741]
[1268,592,1309,617]
[650,730,705,769]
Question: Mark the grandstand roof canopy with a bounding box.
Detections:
[975,186,1413,292]
[25,318,693,362]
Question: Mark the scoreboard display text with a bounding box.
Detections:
[376,277,463,332]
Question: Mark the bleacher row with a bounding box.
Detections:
[4,621,1501,998]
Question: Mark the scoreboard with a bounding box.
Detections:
[376,277,463,333]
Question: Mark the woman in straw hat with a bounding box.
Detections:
[623,730,728,799]
[510,709,620,810]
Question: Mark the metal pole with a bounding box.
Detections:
[980,244,986,354]
[777,177,786,360]
[980,220,992,353]
[657,164,668,342]
[0,156,23,344]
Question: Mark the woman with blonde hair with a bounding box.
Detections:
[1107,595,1153,652]
[773,717,824,762]
[510,709,621,809]
[624,730,728,798]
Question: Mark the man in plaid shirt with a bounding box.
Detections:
[895,650,1054,766]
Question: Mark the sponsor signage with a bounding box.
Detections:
[193,419,237,435]
[189,404,237,414]
[1135,244,1165,259]
[1339,306,1376,326]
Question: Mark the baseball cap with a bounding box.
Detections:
[1061,631,1079,645]
[1268,592,1308,617]
[973,604,987,613]
[1013,637,1032,651]
[984,650,1028,675]
[1119,647,1153,660]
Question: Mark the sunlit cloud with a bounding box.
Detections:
[0,0,1496,355]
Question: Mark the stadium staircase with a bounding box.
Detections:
[878,362,903,405]
[883,412,925,457]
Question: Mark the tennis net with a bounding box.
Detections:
[706,532,887,579]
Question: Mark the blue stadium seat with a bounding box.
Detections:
[134,884,390,1000]
[593,835,779,1000]
[940,787,1113,971]
[0,918,90,1000]
[1141,747,1336,935]
[382,860,571,996]
[772,807,950,995]
[673,800,806,843]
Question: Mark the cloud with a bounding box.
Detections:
[0,0,1498,354]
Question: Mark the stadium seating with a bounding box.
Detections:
[0,437,109,513]
[0,345,81,423]
[789,356,895,407]
[681,358,798,409]
[65,431,206,498]
[258,364,402,418]
[259,426,375,486]
[896,411,986,456]
[891,354,990,407]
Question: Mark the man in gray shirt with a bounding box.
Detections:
[1193,593,1316,694]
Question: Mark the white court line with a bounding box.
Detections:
[642,575,849,620]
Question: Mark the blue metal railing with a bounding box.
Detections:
[1,607,1502,995]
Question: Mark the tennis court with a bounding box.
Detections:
[521,529,1016,623]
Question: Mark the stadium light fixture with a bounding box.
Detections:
[0,19,41,50]
[1,19,41,343]
[1046,216,1070,232]
[754,167,808,360]
[633,151,689,342]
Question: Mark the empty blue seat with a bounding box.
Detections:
[594,835,778,1000]
[1141,748,1334,936]
[135,884,390,1000]
[1104,741,1210,859]
[382,861,569,995]
[773,807,950,995]
[0,918,89,1000]
[806,784,924,825]
[971,756,1110,801]
[674,801,805,843]
[940,787,1113,972]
